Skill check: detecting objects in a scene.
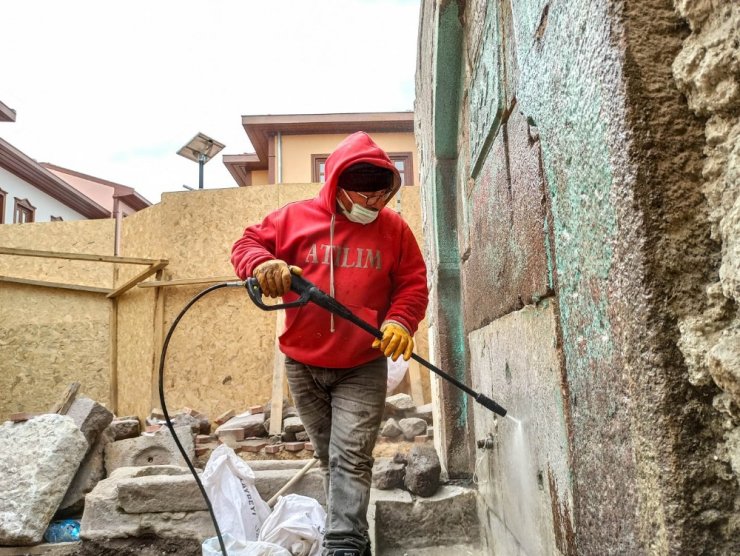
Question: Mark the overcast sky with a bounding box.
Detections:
[1,0,420,204]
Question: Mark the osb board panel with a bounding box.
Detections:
[0,284,110,420]
[116,202,165,419]
[114,184,430,421]
[115,286,157,420]
[0,219,115,288]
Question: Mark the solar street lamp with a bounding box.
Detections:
[177,132,225,189]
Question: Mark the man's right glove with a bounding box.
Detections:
[372,322,414,362]
[253,259,302,298]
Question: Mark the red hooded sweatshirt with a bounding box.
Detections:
[231,132,428,368]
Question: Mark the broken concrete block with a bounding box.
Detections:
[372,459,406,490]
[58,427,115,515]
[80,466,215,541]
[105,426,194,473]
[66,397,114,450]
[381,418,403,438]
[399,417,427,441]
[404,445,441,497]
[108,418,140,441]
[0,414,88,545]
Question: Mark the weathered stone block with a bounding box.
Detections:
[105,426,194,473]
[58,427,115,515]
[0,414,88,545]
[399,417,427,441]
[404,445,441,497]
[80,466,215,541]
[66,397,114,449]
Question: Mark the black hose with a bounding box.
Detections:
[158,281,241,556]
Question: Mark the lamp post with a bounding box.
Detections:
[177,132,225,189]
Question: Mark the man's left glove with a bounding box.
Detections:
[372,322,414,362]
[253,259,302,298]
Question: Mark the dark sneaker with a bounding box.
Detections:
[330,550,361,556]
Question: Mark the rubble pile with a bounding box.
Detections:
[0,386,439,549]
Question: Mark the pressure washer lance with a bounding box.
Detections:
[245,273,508,418]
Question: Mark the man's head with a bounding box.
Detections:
[337,163,397,223]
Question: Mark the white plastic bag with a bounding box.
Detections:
[202,533,290,556]
[258,494,327,556]
[201,444,271,543]
[386,356,409,394]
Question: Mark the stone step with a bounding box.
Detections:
[369,485,483,555]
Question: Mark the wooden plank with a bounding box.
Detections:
[109,265,120,414]
[0,275,110,294]
[0,246,165,266]
[269,310,286,436]
[107,260,168,298]
[151,271,166,413]
[408,356,425,406]
[138,275,238,288]
[50,382,81,415]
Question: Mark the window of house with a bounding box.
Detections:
[14,198,35,223]
[312,154,329,183]
[0,188,6,224]
[388,152,414,186]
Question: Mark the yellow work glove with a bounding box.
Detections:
[253,259,302,298]
[372,322,414,362]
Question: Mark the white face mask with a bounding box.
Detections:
[341,202,379,224]
[339,190,380,224]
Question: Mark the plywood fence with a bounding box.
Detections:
[0,184,430,423]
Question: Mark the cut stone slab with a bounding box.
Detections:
[105,425,194,473]
[215,411,266,438]
[80,466,215,541]
[118,472,206,513]
[0,414,88,545]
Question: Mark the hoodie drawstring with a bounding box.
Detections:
[329,212,336,333]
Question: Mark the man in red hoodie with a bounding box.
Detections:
[231,132,428,556]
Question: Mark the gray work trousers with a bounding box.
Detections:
[285,355,387,555]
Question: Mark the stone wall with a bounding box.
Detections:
[415,0,738,553]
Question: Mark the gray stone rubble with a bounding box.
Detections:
[0,392,456,551]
